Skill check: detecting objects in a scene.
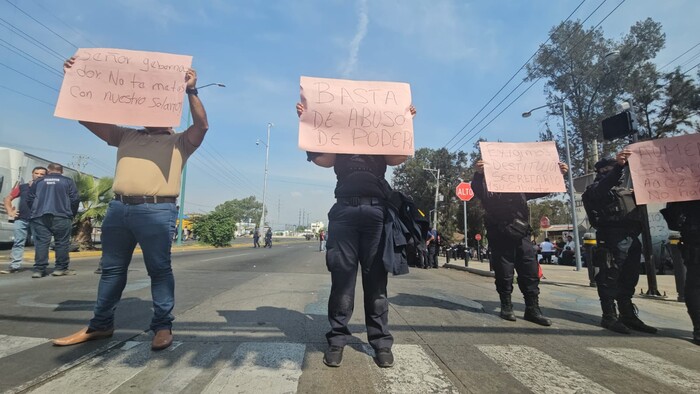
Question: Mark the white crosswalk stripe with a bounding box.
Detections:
[0,334,47,358]
[589,347,700,392]
[2,333,699,394]
[202,342,305,394]
[28,341,151,394]
[364,344,459,394]
[477,345,613,394]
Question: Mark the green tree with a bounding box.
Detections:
[214,196,262,225]
[72,173,113,250]
[526,18,666,174]
[193,211,236,247]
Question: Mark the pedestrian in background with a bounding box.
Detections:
[582,150,657,335]
[27,163,79,278]
[253,228,261,248]
[53,57,209,351]
[539,238,555,264]
[1,166,46,274]
[472,159,568,326]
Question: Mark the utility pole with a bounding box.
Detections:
[423,167,440,230]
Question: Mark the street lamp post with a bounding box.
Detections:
[522,101,583,271]
[176,82,226,246]
[423,167,440,230]
[256,122,273,231]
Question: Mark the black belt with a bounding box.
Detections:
[114,194,177,204]
[336,197,383,206]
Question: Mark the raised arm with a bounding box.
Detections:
[182,68,209,147]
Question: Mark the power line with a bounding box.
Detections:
[442,0,589,149]
[0,39,63,77]
[4,0,79,49]
[446,0,611,151]
[0,84,53,106]
[659,41,700,71]
[29,0,99,47]
[0,16,66,60]
[0,61,59,91]
[454,0,627,151]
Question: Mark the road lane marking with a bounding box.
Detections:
[477,345,613,394]
[28,341,150,393]
[0,335,47,358]
[364,344,459,394]
[153,345,223,394]
[202,342,305,394]
[201,253,253,262]
[589,347,700,391]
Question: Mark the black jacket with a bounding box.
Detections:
[27,173,80,219]
[471,172,548,228]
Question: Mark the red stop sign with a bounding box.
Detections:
[540,216,551,229]
[456,182,474,201]
[475,234,482,241]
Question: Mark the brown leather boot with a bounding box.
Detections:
[151,329,173,351]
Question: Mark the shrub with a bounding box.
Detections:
[193,211,235,247]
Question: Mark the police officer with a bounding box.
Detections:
[297,103,416,369]
[662,200,700,344]
[582,150,657,334]
[471,159,568,326]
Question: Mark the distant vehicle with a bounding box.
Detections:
[0,147,81,245]
[303,232,314,241]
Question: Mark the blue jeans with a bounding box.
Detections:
[89,200,177,332]
[32,215,72,272]
[9,219,31,270]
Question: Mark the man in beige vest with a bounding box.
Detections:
[53,57,209,351]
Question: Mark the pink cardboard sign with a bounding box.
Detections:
[480,141,565,193]
[627,133,700,204]
[55,48,192,127]
[298,76,414,155]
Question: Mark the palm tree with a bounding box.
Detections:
[73,173,113,250]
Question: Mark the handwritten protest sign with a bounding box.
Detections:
[480,141,565,193]
[298,76,414,155]
[627,133,700,204]
[55,48,192,127]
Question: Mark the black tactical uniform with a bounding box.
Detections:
[472,171,551,326]
[662,200,700,344]
[309,153,395,367]
[582,158,656,334]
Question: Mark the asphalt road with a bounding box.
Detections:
[1,241,699,393]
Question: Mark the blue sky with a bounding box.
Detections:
[1,0,699,228]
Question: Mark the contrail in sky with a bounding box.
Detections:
[342,0,368,77]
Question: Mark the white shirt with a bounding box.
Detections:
[540,241,555,252]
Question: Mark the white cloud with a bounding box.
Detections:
[341,0,369,77]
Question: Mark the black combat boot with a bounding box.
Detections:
[617,299,657,334]
[600,299,630,334]
[687,310,700,345]
[499,294,516,321]
[523,296,552,326]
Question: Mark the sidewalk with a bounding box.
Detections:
[443,257,684,302]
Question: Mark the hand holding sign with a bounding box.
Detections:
[298,76,414,156]
[56,48,192,127]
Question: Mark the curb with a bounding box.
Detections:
[443,263,495,277]
[4,239,311,261]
